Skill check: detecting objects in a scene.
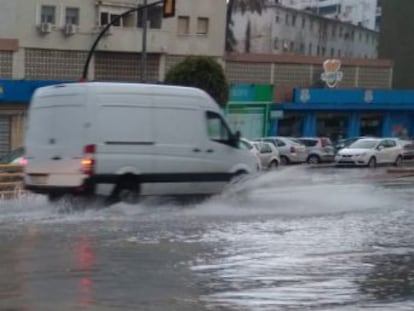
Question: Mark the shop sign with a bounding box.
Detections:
[321,59,343,88]
[299,89,310,103]
[364,90,374,103]
[270,110,284,119]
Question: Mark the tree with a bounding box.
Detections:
[164,56,229,107]
[226,0,266,52]
[379,0,414,88]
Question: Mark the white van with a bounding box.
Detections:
[24,82,257,204]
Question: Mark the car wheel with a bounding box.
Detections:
[307,155,321,164]
[394,155,403,167]
[367,157,376,168]
[280,156,289,165]
[268,160,279,169]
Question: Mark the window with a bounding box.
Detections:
[137,5,163,29]
[41,5,56,24]
[308,43,312,55]
[273,37,279,50]
[330,48,335,57]
[302,17,306,29]
[197,17,209,35]
[206,112,231,143]
[290,41,294,52]
[292,15,296,27]
[177,16,190,35]
[100,12,121,27]
[300,43,305,53]
[285,13,290,25]
[275,12,280,23]
[331,25,336,38]
[65,7,79,25]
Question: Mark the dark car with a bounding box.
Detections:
[0,147,25,164]
[398,139,414,160]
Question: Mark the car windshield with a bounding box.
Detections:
[239,140,253,150]
[349,140,378,149]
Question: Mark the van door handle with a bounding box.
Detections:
[206,149,214,153]
[51,156,61,160]
[193,148,201,153]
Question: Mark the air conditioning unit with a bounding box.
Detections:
[63,24,77,36]
[38,22,52,34]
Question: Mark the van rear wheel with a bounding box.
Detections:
[112,176,141,205]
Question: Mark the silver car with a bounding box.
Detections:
[297,137,335,164]
[261,136,307,165]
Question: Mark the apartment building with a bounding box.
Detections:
[276,0,379,30]
[232,2,378,59]
[0,0,226,154]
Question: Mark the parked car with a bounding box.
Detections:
[397,139,414,160]
[297,137,335,164]
[239,138,262,171]
[0,146,25,165]
[252,141,280,169]
[334,136,375,153]
[335,138,403,167]
[260,136,307,165]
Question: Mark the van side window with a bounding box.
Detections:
[206,111,231,143]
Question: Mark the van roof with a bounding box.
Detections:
[34,82,211,99]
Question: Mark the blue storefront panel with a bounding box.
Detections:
[273,88,414,139]
[0,80,70,103]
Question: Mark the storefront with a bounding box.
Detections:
[225,84,274,139]
[0,80,66,155]
[270,89,414,141]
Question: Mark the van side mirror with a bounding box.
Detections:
[230,130,241,147]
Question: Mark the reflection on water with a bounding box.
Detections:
[0,167,413,310]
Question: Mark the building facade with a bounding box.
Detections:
[276,0,379,31]
[232,3,378,59]
[0,0,226,155]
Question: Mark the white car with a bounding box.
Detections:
[239,138,262,171]
[335,138,403,167]
[252,141,280,169]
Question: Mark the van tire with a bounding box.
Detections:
[48,193,64,203]
[230,170,248,185]
[112,175,141,205]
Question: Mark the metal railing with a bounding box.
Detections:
[0,164,25,200]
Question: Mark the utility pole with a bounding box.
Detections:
[141,0,148,83]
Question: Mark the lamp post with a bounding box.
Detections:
[81,0,175,81]
[141,0,148,82]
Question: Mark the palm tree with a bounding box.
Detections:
[226,0,267,52]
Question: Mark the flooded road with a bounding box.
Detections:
[1,166,414,310]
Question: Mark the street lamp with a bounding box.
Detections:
[81,0,176,81]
